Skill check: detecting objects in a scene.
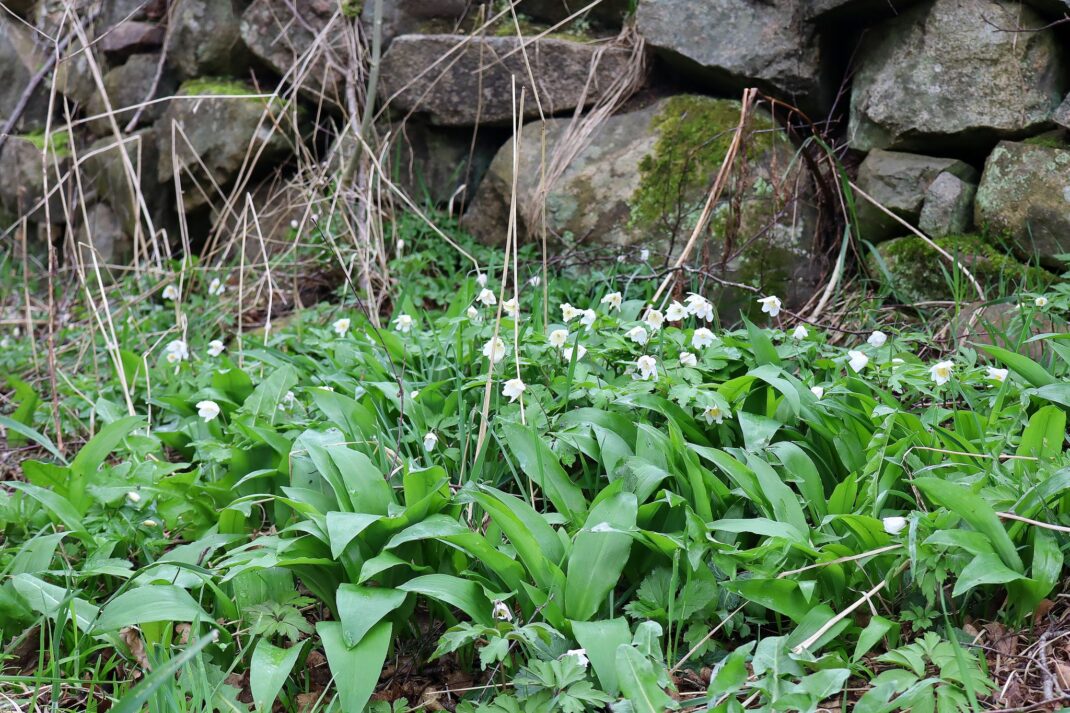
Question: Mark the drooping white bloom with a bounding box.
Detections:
[563,344,587,362]
[692,328,715,350]
[636,355,658,381]
[423,431,438,452]
[987,366,1008,383]
[757,295,782,317]
[208,277,226,296]
[847,350,869,373]
[930,360,954,385]
[560,303,580,322]
[882,516,907,535]
[477,288,497,307]
[482,337,507,364]
[162,284,179,301]
[207,339,225,357]
[679,352,698,367]
[685,293,714,322]
[466,306,480,321]
[627,325,649,345]
[867,330,888,348]
[394,314,414,333]
[164,340,189,364]
[792,325,808,340]
[142,519,158,527]
[476,273,488,288]
[565,649,589,668]
[644,308,665,331]
[549,329,569,349]
[127,491,141,503]
[290,219,299,230]
[409,390,419,400]
[665,301,687,322]
[810,386,824,399]
[1035,296,1049,308]
[580,309,597,330]
[492,601,513,621]
[528,275,541,287]
[503,298,519,318]
[282,391,297,408]
[601,292,623,312]
[639,248,650,262]
[703,405,724,425]
[502,378,526,402]
[332,318,350,336]
[196,400,220,422]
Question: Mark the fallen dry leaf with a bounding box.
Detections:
[120,627,150,670]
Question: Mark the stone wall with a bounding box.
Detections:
[1,0,1067,303]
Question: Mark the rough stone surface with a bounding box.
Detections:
[386,121,501,206]
[241,0,347,106]
[855,149,978,243]
[75,202,129,265]
[101,0,167,26]
[369,0,471,47]
[848,0,1067,152]
[1055,94,1070,131]
[84,128,168,238]
[170,0,250,78]
[100,21,164,58]
[918,172,976,238]
[157,82,295,212]
[0,134,71,223]
[806,0,922,22]
[0,18,50,132]
[636,0,828,113]
[974,140,1070,267]
[465,95,822,309]
[85,54,178,136]
[379,34,637,126]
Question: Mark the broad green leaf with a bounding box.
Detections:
[8,483,90,539]
[327,446,394,515]
[336,584,406,646]
[9,532,67,575]
[398,574,493,626]
[70,415,144,480]
[952,553,1024,597]
[565,492,637,621]
[310,388,377,442]
[317,621,391,713]
[915,478,1023,572]
[501,422,586,521]
[980,345,1054,388]
[96,585,213,631]
[326,512,380,558]
[1016,405,1065,461]
[744,316,780,366]
[572,618,631,695]
[474,487,560,590]
[615,644,677,712]
[0,414,65,462]
[242,365,299,419]
[250,639,303,712]
[853,615,897,662]
[11,574,98,631]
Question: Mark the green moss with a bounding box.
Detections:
[489,15,595,42]
[1022,132,1070,150]
[179,78,260,98]
[20,130,71,157]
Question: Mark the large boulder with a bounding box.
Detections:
[169,0,251,78]
[241,0,347,107]
[378,34,637,126]
[0,132,71,223]
[157,80,296,212]
[85,54,178,136]
[918,172,976,238]
[806,0,922,22]
[1055,94,1070,131]
[974,139,1070,267]
[854,149,978,242]
[464,95,822,309]
[636,0,829,114]
[366,0,472,47]
[0,18,50,133]
[848,0,1067,152]
[74,202,130,266]
[83,128,169,238]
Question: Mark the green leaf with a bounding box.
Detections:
[474,485,562,588]
[744,316,780,366]
[109,632,219,713]
[853,616,897,662]
[250,639,303,712]
[980,345,1054,388]
[501,422,586,522]
[0,414,65,462]
[951,553,1025,597]
[95,585,213,631]
[326,511,380,558]
[1016,405,1065,460]
[915,478,1023,573]
[398,574,493,626]
[565,492,637,621]
[242,365,299,420]
[70,415,143,479]
[11,574,98,632]
[7,483,90,539]
[310,388,376,440]
[317,621,391,713]
[336,585,406,646]
[615,645,677,712]
[572,618,631,695]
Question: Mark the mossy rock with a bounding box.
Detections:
[871,234,1054,303]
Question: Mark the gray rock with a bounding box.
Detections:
[385,121,500,207]
[101,0,167,26]
[919,172,976,238]
[100,21,164,59]
[169,0,250,78]
[1055,94,1070,131]
[368,0,472,47]
[0,133,71,223]
[75,202,129,265]
[636,0,829,114]
[85,54,177,136]
[378,34,637,126]
[0,17,50,133]
[83,128,167,238]
[854,149,978,243]
[848,0,1066,152]
[464,95,822,309]
[157,81,296,211]
[241,0,347,106]
[806,0,922,22]
[974,140,1070,267]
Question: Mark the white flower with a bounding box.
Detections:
[423,431,438,452]
[703,405,724,425]
[644,308,665,331]
[492,601,513,621]
[560,303,580,322]
[666,301,687,322]
[476,273,488,287]
[636,355,658,381]
[394,314,414,333]
[503,378,527,402]
[503,298,519,318]
[792,325,808,340]
[563,344,587,362]
[142,519,158,528]
[207,339,225,357]
[692,328,715,350]
[987,366,1008,383]
[882,516,907,535]
[126,491,141,503]
[565,649,589,668]
[679,352,698,367]
[332,318,350,336]
[639,248,650,262]
[1035,296,1049,308]
[810,386,824,399]
[477,288,497,307]
[847,350,869,373]
[892,358,905,365]
[580,309,597,330]
[207,277,226,296]
[196,400,220,422]
[467,306,480,321]
[549,329,569,349]
[867,330,888,348]
[757,295,782,317]
[528,275,541,287]
[290,219,299,229]
[930,360,954,386]
[164,339,189,364]
[482,337,507,364]
[409,390,419,400]
[161,284,179,301]
[685,293,714,322]
[627,325,649,345]
[601,292,623,312]
[282,390,297,407]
